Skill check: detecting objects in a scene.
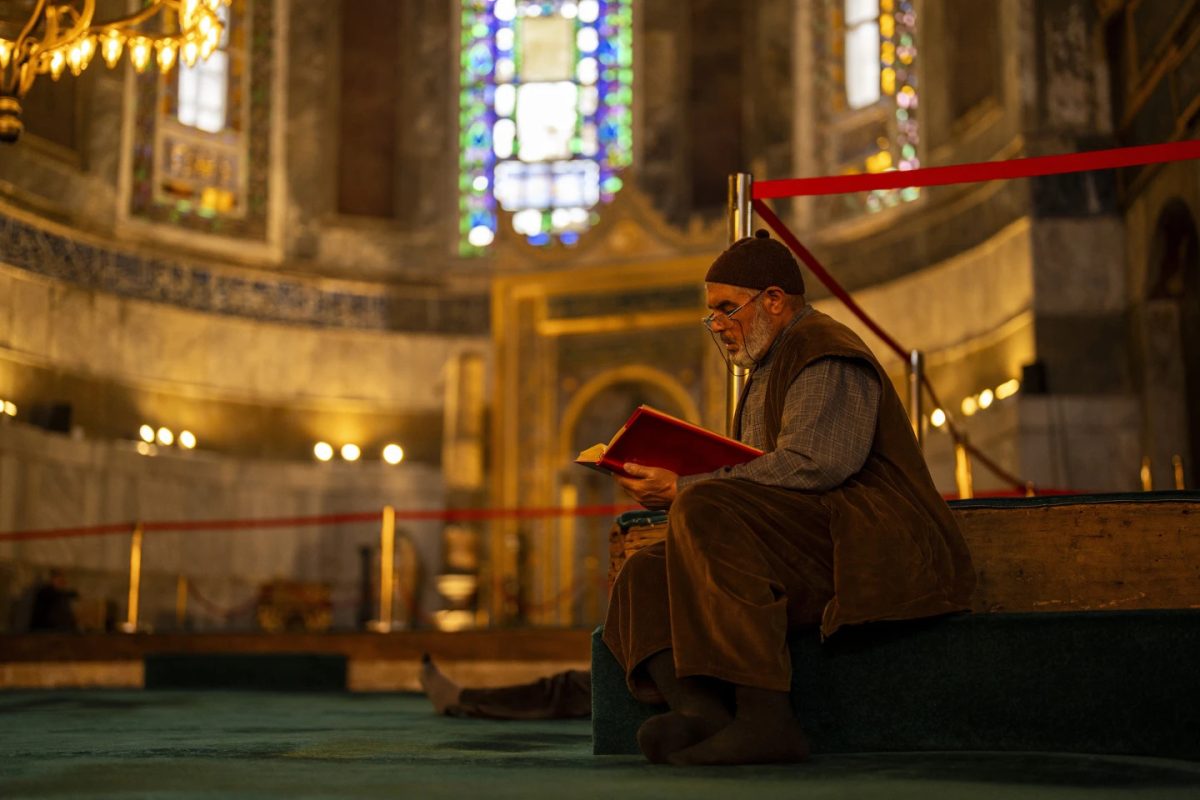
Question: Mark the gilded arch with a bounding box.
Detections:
[557,364,701,466]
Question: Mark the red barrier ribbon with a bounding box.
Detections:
[0,504,642,542]
[753,198,908,360]
[752,140,1200,199]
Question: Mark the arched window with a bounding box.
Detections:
[822,0,919,218]
[177,2,232,134]
[159,0,243,218]
[459,0,633,254]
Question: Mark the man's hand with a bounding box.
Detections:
[615,463,678,509]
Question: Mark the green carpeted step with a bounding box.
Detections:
[592,610,1200,759]
[144,653,347,691]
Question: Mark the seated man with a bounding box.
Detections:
[605,230,975,766]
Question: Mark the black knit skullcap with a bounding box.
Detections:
[704,230,805,295]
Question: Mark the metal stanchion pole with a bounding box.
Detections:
[175,574,188,629]
[954,439,974,500]
[725,172,754,436]
[907,349,925,449]
[1173,454,1185,490]
[558,484,577,626]
[1140,456,1153,491]
[369,505,396,633]
[120,522,143,633]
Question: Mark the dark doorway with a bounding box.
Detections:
[1148,199,1200,482]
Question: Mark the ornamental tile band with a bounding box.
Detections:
[0,211,489,334]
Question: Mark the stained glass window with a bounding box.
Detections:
[154,0,246,219]
[459,0,633,254]
[177,4,231,133]
[824,0,919,217]
[130,0,271,238]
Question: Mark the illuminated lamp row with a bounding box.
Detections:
[137,424,196,454]
[930,378,1021,429]
[313,442,405,465]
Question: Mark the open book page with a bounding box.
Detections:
[574,405,761,477]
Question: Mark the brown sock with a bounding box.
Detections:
[636,651,732,762]
[418,654,462,715]
[637,711,724,764]
[668,685,809,766]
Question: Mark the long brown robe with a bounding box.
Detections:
[448,669,592,719]
[603,309,975,699]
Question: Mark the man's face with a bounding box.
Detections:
[704,283,764,367]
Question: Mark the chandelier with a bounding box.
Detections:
[0,0,227,143]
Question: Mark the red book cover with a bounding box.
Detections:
[575,405,763,478]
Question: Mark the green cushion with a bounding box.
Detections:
[615,510,669,530]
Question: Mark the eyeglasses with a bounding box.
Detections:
[701,289,764,331]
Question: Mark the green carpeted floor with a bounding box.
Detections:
[2,690,1199,799]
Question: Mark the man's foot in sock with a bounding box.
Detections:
[419,654,462,715]
[667,716,810,766]
[636,711,728,764]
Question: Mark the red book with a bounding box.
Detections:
[575,405,763,478]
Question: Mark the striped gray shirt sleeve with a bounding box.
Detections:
[678,357,881,492]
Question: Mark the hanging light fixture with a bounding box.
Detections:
[0,0,227,143]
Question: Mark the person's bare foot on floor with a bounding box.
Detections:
[419,654,462,715]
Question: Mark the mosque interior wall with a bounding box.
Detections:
[0,0,1196,631]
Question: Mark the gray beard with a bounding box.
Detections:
[730,305,774,368]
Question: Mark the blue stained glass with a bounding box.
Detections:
[468,43,494,74]
[460,0,631,251]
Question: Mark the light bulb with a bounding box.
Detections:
[156,426,174,446]
[67,45,85,76]
[77,36,96,71]
[203,25,220,55]
[139,424,155,443]
[341,443,361,462]
[49,50,66,80]
[382,444,404,465]
[930,408,946,428]
[156,39,178,73]
[314,441,333,462]
[130,37,152,73]
[179,430,196,449]
[101,31,124,69]
[978,388,994,410]
[995,379,1020,400]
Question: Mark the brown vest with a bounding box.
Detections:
[739,309,976,637]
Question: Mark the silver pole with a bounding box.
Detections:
[908,349,925,449]
[725,173,753,437]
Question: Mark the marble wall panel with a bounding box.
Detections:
[813,219,1034,372]
[1017,394,1142,491]
[0,422,447,632]
[5,274,53,356]
[1031,218,1126,315]
[0,265,487,411]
